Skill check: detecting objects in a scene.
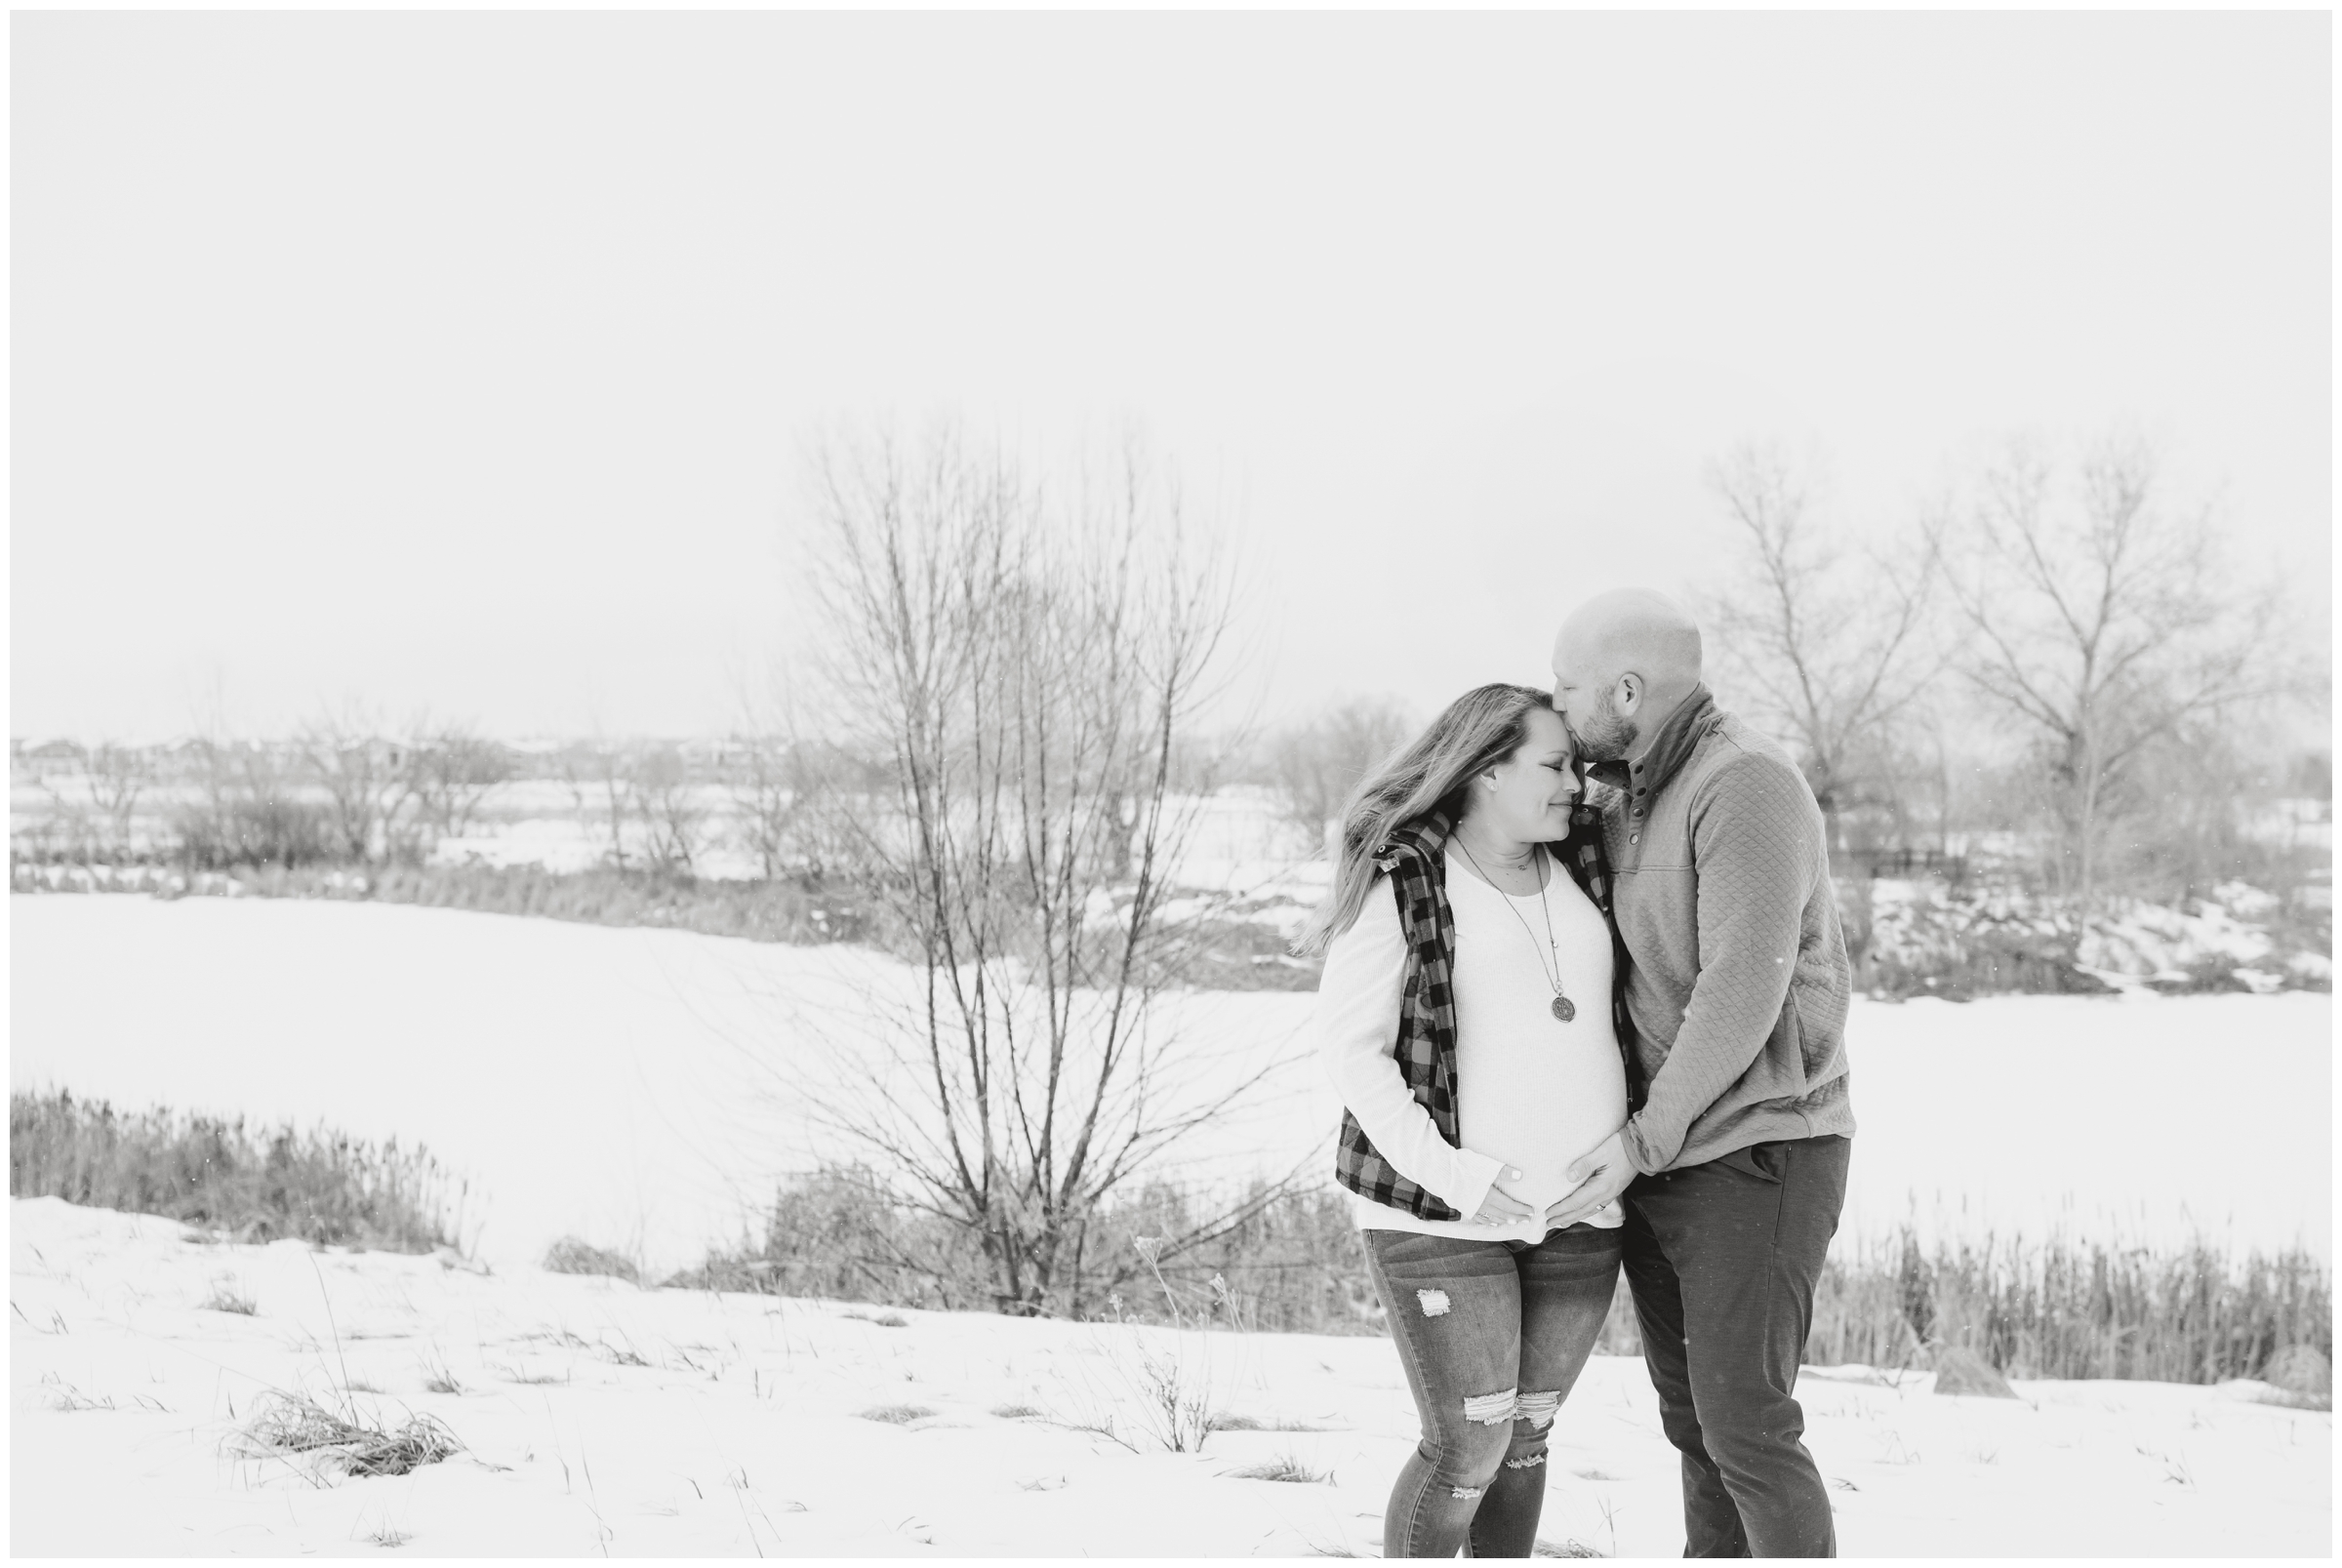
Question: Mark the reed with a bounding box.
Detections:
[690,1166,2329,1385]
[1809,1226,2332,1383]
[9,1089,460,1254]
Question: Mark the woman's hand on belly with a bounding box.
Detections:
[1469,1174,1538,1227]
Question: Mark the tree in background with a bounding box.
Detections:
[1946,434,2293,912]
[173,732,334,871]
[627,744,706,875]
[1265,697,1416,854]
[725,673,863,883]
[401,725,510,853]
[295,702,415,866]
[784,423,1291,1317]
[28,743,151,862]
[560,733,639,874]
[1700,443,1945,864]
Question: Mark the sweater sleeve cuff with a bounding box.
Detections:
[1446,1146,1507,1221]
[1621,1117,1672,1176]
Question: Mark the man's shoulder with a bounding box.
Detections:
[1689,714,1818,809]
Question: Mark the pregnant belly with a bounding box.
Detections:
[1457,1056,1627,1212]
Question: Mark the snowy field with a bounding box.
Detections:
[11,1196,2330,1557]
[10,896,2331,1275]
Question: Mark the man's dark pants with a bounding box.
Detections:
[1622,1134,1852,1558]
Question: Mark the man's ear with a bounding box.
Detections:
[1616,672,1644,713]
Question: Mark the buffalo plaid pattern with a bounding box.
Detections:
[1333,798,1633,1221]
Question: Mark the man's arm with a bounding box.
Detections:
[1619,754,1820,1174]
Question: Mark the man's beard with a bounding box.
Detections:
[1567,689,1637,763]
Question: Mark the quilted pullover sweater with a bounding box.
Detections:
[1589,687,1856,1175]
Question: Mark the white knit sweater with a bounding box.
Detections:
[1316,845,1627,1240]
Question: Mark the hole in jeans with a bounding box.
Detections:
[1450,1484,1485,1500]
[1515,1389,1562,1430]
[1416,1289,1451,1317]
[1504,1452,1548,1470]
[1462,1387,1518,1426]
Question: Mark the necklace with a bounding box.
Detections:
[1454,835,1576,1024]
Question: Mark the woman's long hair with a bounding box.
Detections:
[1290,682,1555,959]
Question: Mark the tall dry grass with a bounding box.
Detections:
[689,1167,2329,1385]
[10,1090,461,1253]
[1807,1227,2331,1383]
[672,1168,1386,1331]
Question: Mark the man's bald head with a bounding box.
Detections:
[1550,589,1705,763]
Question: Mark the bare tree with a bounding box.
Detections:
[295,702,417,866]
[1702,443,1944,862]
[561,735,637,873]
[1946,434,2289,910]
[33,742,151,860]
[402,723,510,855]
[629,744,706,876]
[1264,697,1415,853]
[724,672,848,881]
[787,424,1293,1317]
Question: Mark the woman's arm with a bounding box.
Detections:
[1316,877,1509,1219]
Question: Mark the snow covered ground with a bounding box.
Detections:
[10,896,2331,1275]
[11,1196,2329,1557]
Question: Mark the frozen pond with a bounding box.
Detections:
[10,895,2331,1273]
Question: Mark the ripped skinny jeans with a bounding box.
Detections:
[1363,1225,1623,1558]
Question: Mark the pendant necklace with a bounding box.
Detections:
[1455,835,1576,1024]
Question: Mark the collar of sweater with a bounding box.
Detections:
[1588,684,1719,801]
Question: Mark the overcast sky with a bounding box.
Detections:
[13,11,2331,743]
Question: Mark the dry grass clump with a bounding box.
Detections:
[990,1402,1045,1419]
[1209,1412,1340,1432]
[856,1403,935,1425]
[542,1235,641,1283]
[199,1280,259,1315]
[11,1089,459,1253]
[1222,1453,1332,1484]
[42,1380,116,1412]
[417,1348,464,1395]
[231,1391,461,1478]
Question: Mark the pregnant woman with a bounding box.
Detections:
[1294,682,1631,1558]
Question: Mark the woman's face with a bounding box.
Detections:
[1474,705,1582,842]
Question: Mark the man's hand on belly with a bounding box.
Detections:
[1547,1129,1635,1229]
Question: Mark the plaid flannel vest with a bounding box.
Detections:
[1331,799,1637,1221]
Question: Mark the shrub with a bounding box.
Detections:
[541,1236,640,1284]
[171,795,337,871]
[673,1167,1384,1330]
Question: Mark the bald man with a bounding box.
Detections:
[1545,588,1855,1559]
